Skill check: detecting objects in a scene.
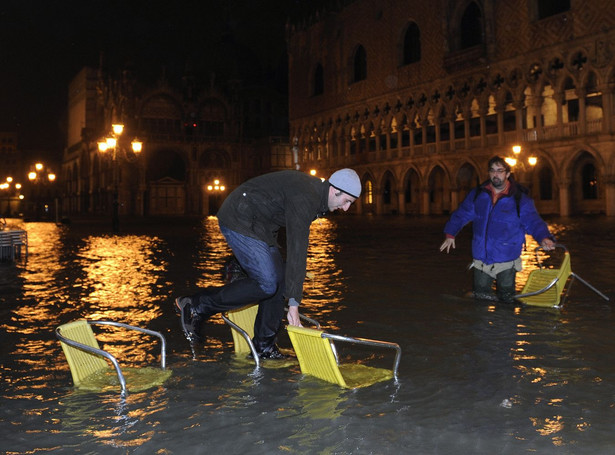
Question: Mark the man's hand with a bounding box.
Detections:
[541,238,556,251]
[287,305,302,327]
[440,237,456,253]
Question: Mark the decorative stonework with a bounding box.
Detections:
[288,0,615,216]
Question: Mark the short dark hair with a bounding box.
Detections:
[488,156,511,173]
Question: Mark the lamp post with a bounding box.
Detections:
[506,145,538,190]
[98,124,143,233]
[206,178,226,215]
[27,163,56,220]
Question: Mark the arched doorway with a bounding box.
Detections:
[570,151,604,214]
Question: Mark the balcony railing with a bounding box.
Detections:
[305,116,611,167]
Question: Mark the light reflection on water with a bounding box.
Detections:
[1,215,614,454]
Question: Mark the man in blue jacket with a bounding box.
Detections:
[175,168,361,358]
[440,156,555,303]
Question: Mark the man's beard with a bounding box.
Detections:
[490,177,506,189]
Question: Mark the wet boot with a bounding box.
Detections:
[250,341,289,360]
[174,296,210,342]
[251,289,288,359]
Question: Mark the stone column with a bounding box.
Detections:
[421,185,430,215]
[553,91,565,137]
[495,103,505,145]
[375,128,383,161]
[559,179,571,217]
[409,125,415,157]
[354,187,363,215]
[374,184,383,215]
[448,117,456,151]
[464,109,471,149]
[450,185,460,212]
[479,106,488,147]
[398,189,406,215]
[514,100,525,142]
[600,83,614,134]
[530,95,544,129]
[604,174,615,217]
[577,88,587,136]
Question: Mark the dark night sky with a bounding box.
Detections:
[0,0,320,162]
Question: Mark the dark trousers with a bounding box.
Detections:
[473,266,516,303]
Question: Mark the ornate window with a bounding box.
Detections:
[402,22,421,65]
[460,2,484,49]
[352,45,367,83]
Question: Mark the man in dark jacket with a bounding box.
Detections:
[175,168,361,358]
[439,156,555,303]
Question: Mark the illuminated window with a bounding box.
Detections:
[364,180,373,204]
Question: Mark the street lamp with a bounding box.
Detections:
[506,145,537,170]
[97,123,143,233]
[206,178,226,215]
[506,145,538,192]
[27,163,56,220]
[206,179,225,192]
[308,168,326,182]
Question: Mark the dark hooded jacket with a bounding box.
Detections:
[217,170,330,304]
[444,179,552,265]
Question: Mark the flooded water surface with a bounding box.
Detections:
[1,214,614,454]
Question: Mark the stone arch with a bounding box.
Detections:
[427,164,451,214]
[566,149,607,214]
[456,161,480,202]
[380,169,398,213]
[402,167,421,214]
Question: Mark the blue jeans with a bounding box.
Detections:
[220,224,283,296]
[191,224,286,351]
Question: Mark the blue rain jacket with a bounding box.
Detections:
[444,181,552,265]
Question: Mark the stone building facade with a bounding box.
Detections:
[287,0,615,216]
[62,65,291,218]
